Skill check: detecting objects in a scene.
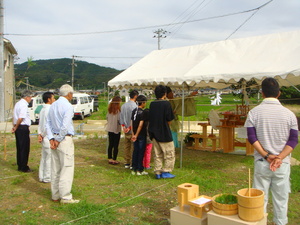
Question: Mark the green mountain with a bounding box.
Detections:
[14,58,122,89]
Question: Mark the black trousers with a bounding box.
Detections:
[15,125,30,171]
[107,132,121,160]
[132,135,146,172]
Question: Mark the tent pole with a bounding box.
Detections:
[180,83,185,169]
[105,86,111,155]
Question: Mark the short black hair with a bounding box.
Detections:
[154,85,167,99]
[166,86,172,94]
[261,77,280,98]
[42,92,54,103]
[136,95,147,106]
[129,90,139,99]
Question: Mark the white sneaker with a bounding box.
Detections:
[131,171,136,175]
[60,199,80,204]
[137,171,148,176]
[124,164,130,169]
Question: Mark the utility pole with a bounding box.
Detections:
[25,77,29,90]
[0,0,4,122]
[153,28,168,50]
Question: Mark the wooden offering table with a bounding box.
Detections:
[218,110,253,155]
[188,123,218,152]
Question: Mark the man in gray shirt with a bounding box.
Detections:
[119,90,139,168]
[245,77,298,225]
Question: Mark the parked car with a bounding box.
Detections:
[71,93,94,120]
[28,95,43,124]
[90,95,99,112]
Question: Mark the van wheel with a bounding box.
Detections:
[80,113,84,120]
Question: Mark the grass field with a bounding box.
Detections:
[0,134,300,225]
[1,94,299,225]
[90,94,299,121]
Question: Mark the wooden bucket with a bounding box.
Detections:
[237,188,264,222]
[212,194,238,215]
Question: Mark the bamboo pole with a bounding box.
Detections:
[248,168,251,196]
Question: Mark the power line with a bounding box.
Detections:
[162,0,214,48]
[5,3,269,37]
[225,0,273,40]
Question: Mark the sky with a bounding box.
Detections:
[3,0,300,70]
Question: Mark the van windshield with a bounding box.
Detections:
[71,97,78,105]
[28,99,33,108]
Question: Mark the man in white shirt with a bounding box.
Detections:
[11,90,34,172]
[46,84,79,204]
[38,92,55,183]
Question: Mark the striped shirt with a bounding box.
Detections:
[244,98,298,163]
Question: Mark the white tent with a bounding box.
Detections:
[108,30,300,89]
[108,30,300,168]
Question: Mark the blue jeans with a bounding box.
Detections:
[132,136,146,172]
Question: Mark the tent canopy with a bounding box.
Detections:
[108,30,300,89]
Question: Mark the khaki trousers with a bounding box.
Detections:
[152,139,175,174]
[51,136,74,200]
[123,133,133,164]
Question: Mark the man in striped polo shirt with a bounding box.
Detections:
[245,77,298,225]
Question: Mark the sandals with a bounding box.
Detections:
[108,160,120,165]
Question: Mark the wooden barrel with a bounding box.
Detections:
[237,188,264,222]
[212,194,238,215]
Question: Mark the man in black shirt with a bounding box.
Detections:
[148,85,175,179]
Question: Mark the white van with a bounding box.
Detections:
[28,95,43,124]
[71,93,94,120]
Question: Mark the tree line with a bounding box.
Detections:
[14,58,122,90]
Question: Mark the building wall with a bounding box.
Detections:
[3,44,15,121]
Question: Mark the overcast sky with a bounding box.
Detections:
[4,0,300,70]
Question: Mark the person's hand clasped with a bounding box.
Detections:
[269,157,282,172]
[50,139,60,150]
[123,127,130,133]
[11,127,16,133]
[266,154,276,163]
[38,135,43,143]
[131,135,137,142]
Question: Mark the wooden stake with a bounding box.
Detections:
[4,136,7,161]
[248,168,251,196]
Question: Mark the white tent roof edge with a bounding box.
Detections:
[108,30,300,89]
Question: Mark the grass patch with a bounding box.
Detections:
[1,93,299,224]
[1,135,300,224]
